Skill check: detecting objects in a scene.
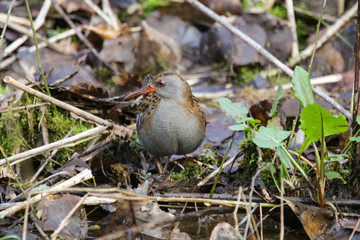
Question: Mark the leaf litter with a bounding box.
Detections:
[0,0,359,239]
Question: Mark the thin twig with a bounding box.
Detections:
[274,73,342,91]
[2,0,52,57]
[0,102,50,113]
[30,125,77,183]
[0,169,93,218]
[197,156,236,186]
[83,0,115,28]
[185,0,352,121]
[24,0,50,95]
[51,194,89,240]
[0,0,16,48]
[308,0,328,74]
[280,178,284,240]
[4,76,112,126]
[0,28,77,70]
[0,126,108,166]
[286,0,299,58]
[51,0,119,74]
[294,2,358,66]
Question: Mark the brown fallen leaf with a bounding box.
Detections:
[35,194,88,240]
[284,198,360,240]
[80,24,131,40]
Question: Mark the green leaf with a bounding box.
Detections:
[269,83,283,117]
[277,145,309,180]
[356,116,360,125]
[229,124,249,131]
[350,136,360,142]
[234,117,254,124]
[247,118,261,125]
[292,66,315,107]
[219,98,248,120]
[325,171,341,180]
[276,146,293,169]
[270,164,276,174]
[300,104,348,143]
[253,126,291,148]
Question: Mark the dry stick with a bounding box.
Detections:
[197,156,235,186]
[102,0,119,28]
[83,0,115,28]
[4,76,112,127]
[24,0,50,95]
[51,0,119,74]
[51,194,89,240]
[295,2,358,65]
[280,179,284,240]
[0,169,93,218]
[30,125,77,183]
[2,0,52,57]
[286,0,299,58]
[0,126,107,166]
[1,18,63,54]
[0,102,50,113]
[275,73,343,91]
[0,0,16,48]
[0,13,30,27]
[293,6,337,23]
[0,28,77,70]
[185,0,352,121]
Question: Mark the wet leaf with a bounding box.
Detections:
[253,126,291,148]
[292,66,315,107]
[300,104,348,143]
[325,171,340,180]
[219,98,248,119]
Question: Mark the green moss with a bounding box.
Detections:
[269,5,287,20]
[140,0,170,15]
[0,95,93,170]
[296,19,309,50]
[232,65,260,85]
[171,149,218,180]
[93,67,113,85]
[237,139,258,179]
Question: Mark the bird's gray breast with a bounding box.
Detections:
[137,100,204,156]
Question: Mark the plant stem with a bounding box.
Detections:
[308,0,327,74]
[209,137,234,198]
[24,0,51,96]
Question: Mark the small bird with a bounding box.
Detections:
[124,71,206,172]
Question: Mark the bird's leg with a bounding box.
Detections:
[162,156,170,173]
[155,157,163,173]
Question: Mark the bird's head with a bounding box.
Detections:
[124,72,191,101]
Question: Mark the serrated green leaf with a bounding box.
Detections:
[219,98,248,119]
[325,171,341,180]
[270,83,283,117]
[253,126,291,148]
[300,104,348,143]
[292,66,315,107]
[229,124,248,131]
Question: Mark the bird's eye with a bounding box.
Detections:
[158,80,165,86]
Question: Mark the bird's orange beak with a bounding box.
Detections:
[123,85,155,100]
